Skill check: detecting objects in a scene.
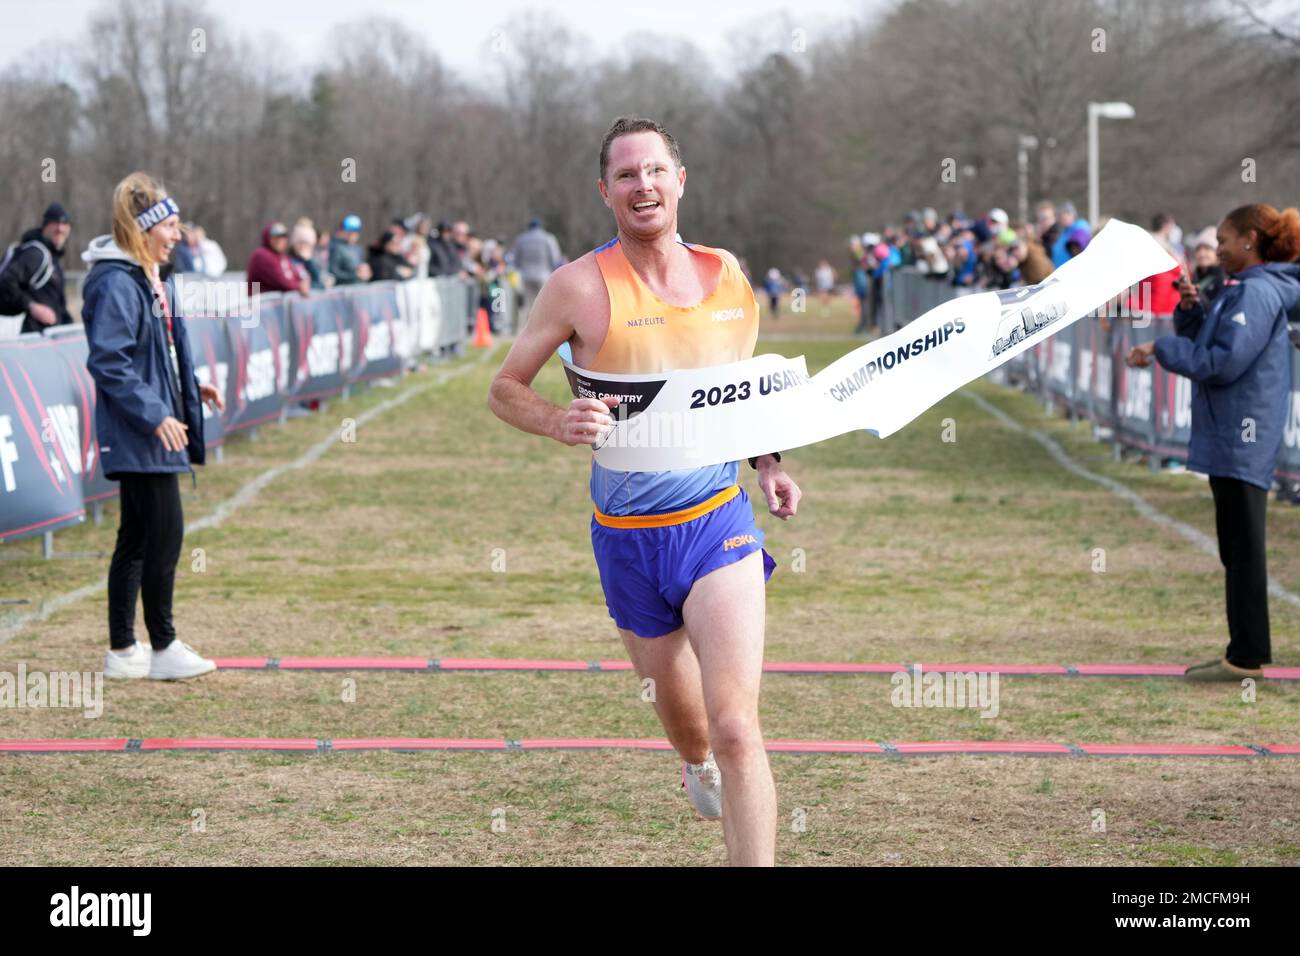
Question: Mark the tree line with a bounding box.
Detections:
[1,0,1297,277]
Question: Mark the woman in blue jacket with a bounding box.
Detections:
[1127,203,1300,681]
[82,172,225,681]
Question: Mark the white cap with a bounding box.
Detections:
[988,207,1009,224]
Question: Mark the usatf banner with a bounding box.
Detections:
[2,279,469,542]
[566,219,1179,472]
[345,283,405,384]
[223,295,289,433]
[0,336,99,540]
[185,314,232,447]
[287,291,352,402]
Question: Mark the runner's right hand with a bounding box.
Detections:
[557,396,619,446]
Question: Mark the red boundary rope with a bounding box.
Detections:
[0,738,1293,756]
[203,656,1300,680]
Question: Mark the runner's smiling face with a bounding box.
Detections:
[598,131,685,242]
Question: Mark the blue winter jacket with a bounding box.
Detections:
[1051,218,1091,267]
[81,236,206,479]
[1153,261,1300,490]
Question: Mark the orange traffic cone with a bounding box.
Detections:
[472,307,494,348]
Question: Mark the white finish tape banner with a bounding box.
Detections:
[563,219,1177,472]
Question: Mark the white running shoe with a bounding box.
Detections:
[103,641,152,679]
[682,752,723,820]
[148,641,217,681]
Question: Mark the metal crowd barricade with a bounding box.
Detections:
[885,269,1300,481]
[1,275,478,555]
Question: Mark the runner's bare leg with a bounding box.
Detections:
[682,550,776,866]
[619,627,710,765]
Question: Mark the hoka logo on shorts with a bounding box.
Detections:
[711,307,745,322]
[723,533,757,551]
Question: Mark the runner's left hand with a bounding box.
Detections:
[758,460,800,520]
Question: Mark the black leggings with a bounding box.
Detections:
[1209,475,1271,668]
[108,472,184,650]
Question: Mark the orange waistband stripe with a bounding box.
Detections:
[593,484,740,529]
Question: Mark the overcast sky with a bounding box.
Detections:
[1,0,878,80]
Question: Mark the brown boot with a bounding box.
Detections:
[1184,657,1263,682]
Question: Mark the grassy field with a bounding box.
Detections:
[2,308,1298,865]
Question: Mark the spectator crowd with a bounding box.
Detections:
[2,202,567,338]
[243,212,565,334]
[834,201,1232,334]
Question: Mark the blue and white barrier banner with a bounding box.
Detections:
[1,279,470,542]
[344,284,403,383]
[48,335,118,507]
[1111,321,1156,451]
[566,220,1178,472]
[1074,317,1116,427]
[287,292,352,402]
[1279,379,1300,481]
[0,337,97,540]
[1109,319,1191,456]
[224,296,289,432]
[185,315,231,447]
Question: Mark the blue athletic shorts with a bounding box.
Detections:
[590,484,777,638]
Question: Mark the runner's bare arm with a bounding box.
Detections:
[487,260,619,447]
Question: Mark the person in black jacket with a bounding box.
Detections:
[81,172,225,682]
[367,229,413,282]
[0,203,74,333]
[427,220,459,278]
[1190,228,1227,306]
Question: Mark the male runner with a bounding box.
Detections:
[487,116,800,866]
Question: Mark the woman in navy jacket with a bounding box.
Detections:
[82,172,225,681]
[1128,203,1300,681]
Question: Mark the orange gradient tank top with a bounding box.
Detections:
[587,236,759,374]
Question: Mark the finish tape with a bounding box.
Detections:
[564,219,1177,471]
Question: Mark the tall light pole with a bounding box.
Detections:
[1087,101,1134,227]
[1017,135,1038,224]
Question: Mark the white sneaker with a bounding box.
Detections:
[148,641,217,680]
[682,752,723,820]
[104,641,152,679]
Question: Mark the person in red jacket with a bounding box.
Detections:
[1129,212,1185,319]
[246,221,309,296]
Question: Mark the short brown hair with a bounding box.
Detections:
[599,116,683,181]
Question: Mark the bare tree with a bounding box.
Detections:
[0,0,1293,287]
